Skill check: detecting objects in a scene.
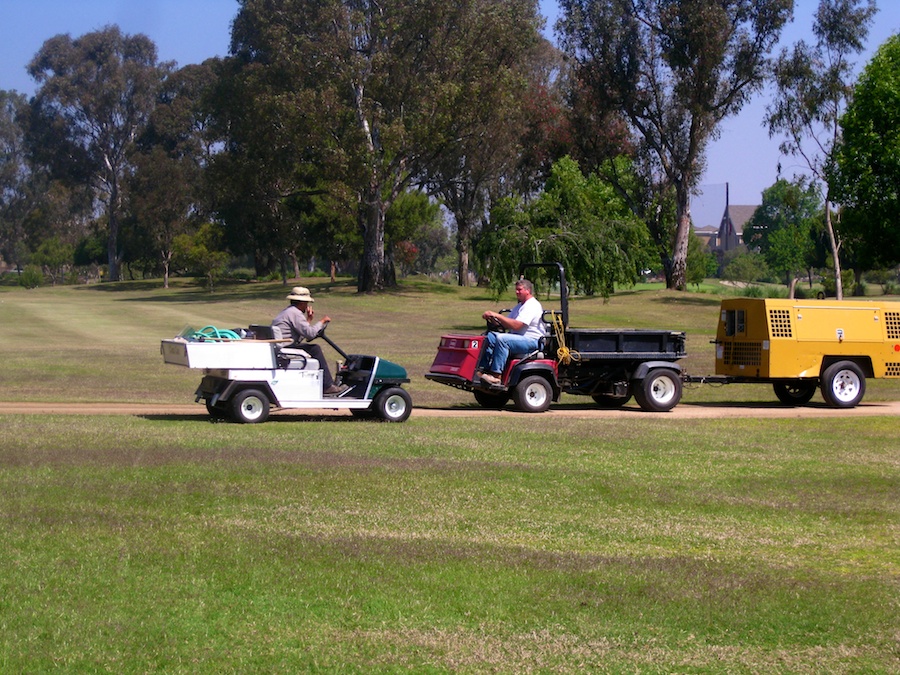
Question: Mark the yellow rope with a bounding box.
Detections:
[551,312,580,365]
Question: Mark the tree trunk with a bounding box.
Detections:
[669,184,692,291]
[358,193,386,293]
[824,198,843,300]
[456,216,472,287]
[787,275,798,299]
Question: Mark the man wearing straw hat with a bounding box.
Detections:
[272,286,347,395]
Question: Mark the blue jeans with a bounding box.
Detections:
[478,332,540,375]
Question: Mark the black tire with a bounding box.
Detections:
[633,369,682,412]
[205,399,229,419]
[512,375,552,413]
[591,393,632,408]
[773,381,817,406]
[374,387,412,422]
[231,388,270,424]
[474,389,510,409]
[820,361,866,408]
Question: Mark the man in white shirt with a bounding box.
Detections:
[477,279,546,385]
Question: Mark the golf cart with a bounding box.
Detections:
[161,324,412,423]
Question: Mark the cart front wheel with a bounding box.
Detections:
[374,387,412,422]
[633,369,682,412]
[513,375,552,413]
[232,389,270,424]
[820,361,866,408]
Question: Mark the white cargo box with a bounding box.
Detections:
[161,339,277,369]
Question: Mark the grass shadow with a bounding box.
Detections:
[652,294,723,307]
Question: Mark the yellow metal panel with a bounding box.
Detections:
[713,298,900,380]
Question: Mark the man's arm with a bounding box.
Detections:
[482,309,526,332]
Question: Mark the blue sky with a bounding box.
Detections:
[2,0,898,226]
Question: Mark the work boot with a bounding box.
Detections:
[480,372,501,385]
[324,384,349,396]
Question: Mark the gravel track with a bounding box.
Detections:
[4,400,900,419]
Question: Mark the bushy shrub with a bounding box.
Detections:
[18,265,44,289]
[743,284,765,298]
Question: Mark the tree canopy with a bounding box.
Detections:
[766,0,877,299]
[26,26,171,281]
[830,32,900,270]
[743,177,823,296]
[557,0,792,291]
[229,0,544,292]
[476,156,653,298]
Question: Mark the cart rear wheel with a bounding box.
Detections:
[633,369,682,412]
[820,361,866,408]
[513,375,552,413]
[474,389,510,409]
[232,389,270,424]
[374,387,412,422]
[773,381,817,406]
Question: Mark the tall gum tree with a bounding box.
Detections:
[558,0,792,290]
[231,0,543,292]
[766,0,878,301]
[27,26,170,282]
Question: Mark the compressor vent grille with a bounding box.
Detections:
[885,312,900,340]
[769,309,793,338]
[723,341,762,367]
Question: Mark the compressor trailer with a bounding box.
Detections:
[685,297,900,408]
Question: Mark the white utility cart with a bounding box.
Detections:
[161,325,412,423]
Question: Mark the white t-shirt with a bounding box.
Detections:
[508,297,546,340]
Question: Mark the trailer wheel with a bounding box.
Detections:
[591,393,632,408]
[633,369,682,412]
[474,389,509,409]
[231,389,270,424]
[773,381,817,406]
[513,375,552,413]
[820,361,866,408]
[374,387,412,422]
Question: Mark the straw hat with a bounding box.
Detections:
[286,286,314,302]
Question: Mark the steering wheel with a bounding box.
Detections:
[485,309,509,332]
[313,322,329,340]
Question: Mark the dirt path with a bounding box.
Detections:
[3,400,900,419]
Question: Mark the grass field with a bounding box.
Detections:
[1,277,899,672]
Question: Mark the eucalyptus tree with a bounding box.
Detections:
[128,62,219,287]
[204,51,333,280]
[0,90,31,270]
[766,0,878,300]
[230,0,545,292]
[557,0,792,290]
[422,23,553,287]
[27,26,171,281]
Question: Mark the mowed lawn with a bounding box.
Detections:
[1,278,898,672]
